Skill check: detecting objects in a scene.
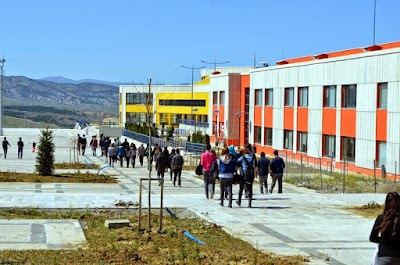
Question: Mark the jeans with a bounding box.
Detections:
[18,147,23,159]
[173,169,182,187]
[271,173,283,193]
[259,175,268,193]
[203,170,215,199]
[219,178,233,207]
[238,177,253,207]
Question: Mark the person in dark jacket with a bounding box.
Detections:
[236,144,257,208]
[270,150,285,194]
[370,192,400,265]
[168,148,175,181]
[2,137,11,159]
[257,152,270,194]
[217,147,235,207]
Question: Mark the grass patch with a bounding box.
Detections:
[0,171,117,183]
[285,171,400,194]
[0,209,307,265]
[54,162,100,170]
[346,201,383,219]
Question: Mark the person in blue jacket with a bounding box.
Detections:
[236,144,257,208]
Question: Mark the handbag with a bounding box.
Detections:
[195,164,203,175]
[233,171,244,184]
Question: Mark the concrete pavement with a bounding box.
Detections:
[0,128,386,264]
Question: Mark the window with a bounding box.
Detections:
[213,92,218,105]
[159,99,206,107]
[298,132,307,152]
[126,93,153,105]
[377,141,387,167]
[298,87,308,107]
[255,89,262,106]
[126,93,134,104]
[342,85,357,108]
[220,91,225,105]
[341,137,355,162]
[126,112,147,123]
[324,85,336,108]
[378,83,388,109]
[159,113,169,124]
[285,87,294,106]
[284,130,293,150]
[323,135,336,158]
[254,126,262,144]
[264,127,273,146]
[265,88,273,106]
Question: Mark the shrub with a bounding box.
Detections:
[35,128,55,176]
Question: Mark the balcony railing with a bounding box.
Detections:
[179,119,209,127]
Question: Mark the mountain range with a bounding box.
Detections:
[2,75,120,128]
[39,76,126,87]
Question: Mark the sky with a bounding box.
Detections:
[0,0,399,84]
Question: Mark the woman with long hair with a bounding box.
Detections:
[370,191,400,264]
[217,147,235,207]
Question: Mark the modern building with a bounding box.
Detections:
[211,41,400,177]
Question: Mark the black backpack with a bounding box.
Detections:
[243,154,255,182]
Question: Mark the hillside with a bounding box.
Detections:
[2,76,119,128]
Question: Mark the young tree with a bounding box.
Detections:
[35,128,55,176]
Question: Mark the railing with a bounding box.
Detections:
[122,129,167,148]
[179,119,209,128]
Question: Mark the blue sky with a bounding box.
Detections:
[0,0,399,84]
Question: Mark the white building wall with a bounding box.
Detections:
[307,86,323,158]
[210,75,230,139]
[387,81,400,173]
[355,83,377,169]
[272,87,284,150]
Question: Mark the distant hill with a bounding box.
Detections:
[39,76,126,87]
[2,76,119,128]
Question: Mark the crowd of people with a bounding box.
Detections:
[200,143,286,208]
[2,137,34,159]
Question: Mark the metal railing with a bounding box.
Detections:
[179,119,209,128]
[122,129,167,148]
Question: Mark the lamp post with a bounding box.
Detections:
[0,58,5,135]
[192,108,198,135]
[236,111,242,147]
[181,65,204,127]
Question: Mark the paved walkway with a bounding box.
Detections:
[0,128,386,264]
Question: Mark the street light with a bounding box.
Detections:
[236,111,242,147]
[192,108,199,135]
[181,65,204,126]
[0,58,5,136]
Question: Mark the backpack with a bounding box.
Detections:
[210,160,219,175]
[243,154,255,182]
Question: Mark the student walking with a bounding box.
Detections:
[130,143,137,168]
[108,143,115,167]
[155,147,168,186]
[168,148,175,181]
[90,136,98,156]
[270,150,285,194]
[172,149,184,187]
[32,141,36,153]
[117,144,125,167]
[200,144,217,199]
[217,147,235,207]
[2,137,11,159]
[80,135,87,155]
[370,192,400,264]
[17,137,24,159]
[236,144,257,208]
[138,144,145,166]
[257,152,270,194]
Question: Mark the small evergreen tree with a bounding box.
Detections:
[35,128,55,176]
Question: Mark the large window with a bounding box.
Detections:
[298,132,307,152]
[324,85,336,108]
[265,88,273,106]
[285,87,294,106]
[126,112,147,123]
[284,130,293,150]
[126,93,153,105]
[377,141,387,167]
[342,85,357,108]
[264,127,273,146]
[220,91,225,105]
[342,137,355,162]
[323,135,336,158]
[298,87,308,107]
[255,89,262,106]
[159,99,206,107]
[254,126,262,144]
[378,83,388,109]
[213,92,218,105]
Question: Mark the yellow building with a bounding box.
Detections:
[119,83,210,129]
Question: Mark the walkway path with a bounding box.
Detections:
[0,128,385,264]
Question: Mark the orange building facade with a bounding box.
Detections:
[209,41,400,178]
